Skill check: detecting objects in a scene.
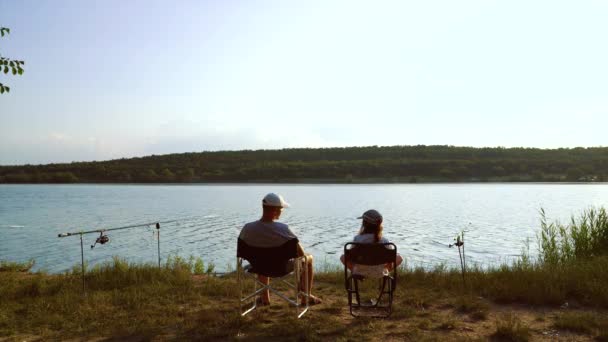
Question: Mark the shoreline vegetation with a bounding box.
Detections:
[1,145,608,184]
[2,208,608,340]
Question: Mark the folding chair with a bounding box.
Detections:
[344,242,397,318]
[237,238,310,318]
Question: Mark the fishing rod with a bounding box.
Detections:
[57,219,179,237]
[58,219,179,294]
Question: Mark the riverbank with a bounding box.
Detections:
[2,178,607,184]
[1,257,608,341]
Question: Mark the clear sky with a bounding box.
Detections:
[0,1,606,165]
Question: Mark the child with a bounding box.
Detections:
[340,209,403,277]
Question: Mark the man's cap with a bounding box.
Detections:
[357,209,383,225]
[262,193,290,208]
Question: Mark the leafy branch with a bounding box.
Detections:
[0,27,25,94]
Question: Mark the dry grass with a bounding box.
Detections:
[2,258,608,341]
[0,259,34,272]
[491,313,531,342]
[553,311,608,335]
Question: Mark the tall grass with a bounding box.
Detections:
[539,207,608,264]
[492,313,531,342]
[377,207,608,308]
[0,259,34,272]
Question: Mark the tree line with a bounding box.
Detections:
[1,145,607,183]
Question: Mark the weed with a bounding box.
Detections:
[418,318,432,330]
[539,207,608,264]
[553,312,601,334]
[492,313,530,342]
[192,256,205,275]
[437,316,458,330]
[454,295,489,321]
[0,259,35,272]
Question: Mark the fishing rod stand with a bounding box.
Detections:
[58,221,167,294]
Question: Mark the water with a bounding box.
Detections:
[1,184,607,273]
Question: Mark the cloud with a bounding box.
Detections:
[143,119,333,155]
[0,132,147,165]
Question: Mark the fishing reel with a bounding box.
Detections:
[449,235,464,248]
[449,240,464,248]
[91,231,109,249]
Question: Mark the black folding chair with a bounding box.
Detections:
[344,242,397,318]
[237,238,310,318]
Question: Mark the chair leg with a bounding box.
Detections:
[295,259,300,317]
[354,278,361,307]
[296,256,309,318]
[238,258,259,317]
[346,275,395,318]
[374,277,388,307]
[238,258,310,318]
[238,258,262,317]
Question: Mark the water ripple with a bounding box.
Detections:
[1,184,607,272]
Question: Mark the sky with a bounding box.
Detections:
[0,0,607,165]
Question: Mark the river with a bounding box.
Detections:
[1,183,606,273]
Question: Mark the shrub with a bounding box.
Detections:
[539,207,608,264]
[492,313,530,342]
[553,312,605,335]
[0,259,35,272]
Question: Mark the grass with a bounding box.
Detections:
[491,313,531,342]
[553,312,607,334]
[453,294,489,321]
[539,207,608,264]
[1,258,608,340]
[1,207,608,340]
[400,256,608,307]
[0,259,34,272]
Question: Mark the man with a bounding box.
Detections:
[239,193,322,306]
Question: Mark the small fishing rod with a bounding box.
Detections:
[58,219,179,294]
[57,219,178,237]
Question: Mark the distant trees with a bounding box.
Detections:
[0,171,78,183]
[0,27,25,94]
[1,145,607,183]
[566,167,585,181]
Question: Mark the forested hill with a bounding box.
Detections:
[1,145,607,183]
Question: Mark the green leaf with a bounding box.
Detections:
[18,67,23,75]
[3,66,8,74]
[12,67,17,75]
[0,86,4,94]
[4,86,9,93]
[9,61,14,67]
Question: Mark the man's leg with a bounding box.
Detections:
[258,275,270,304]
[300,254,321,304]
